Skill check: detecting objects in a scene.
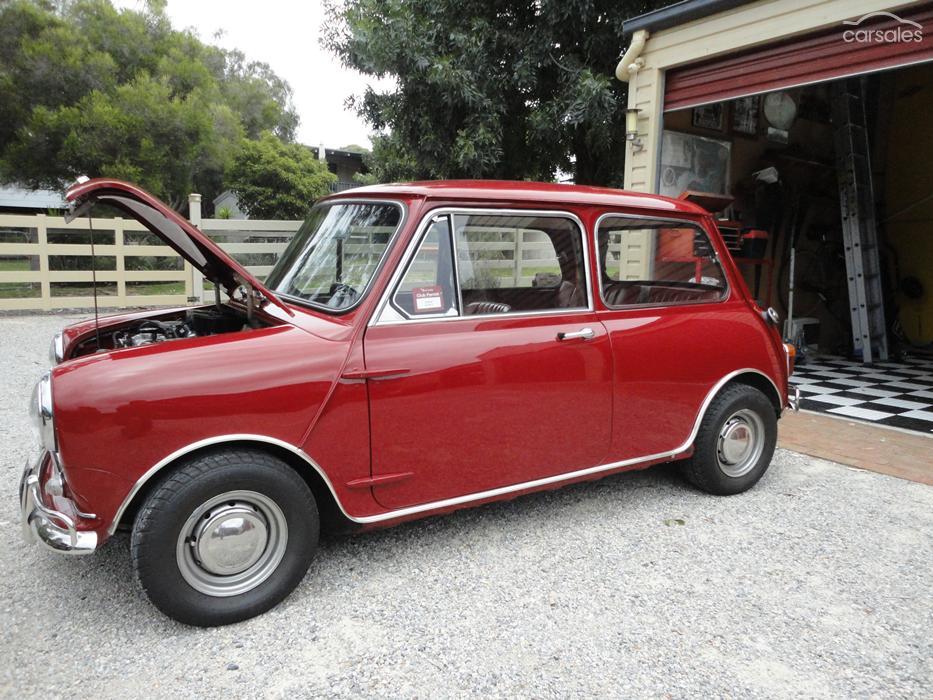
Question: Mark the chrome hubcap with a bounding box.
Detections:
[176,490,287,597]
[716,409,765,478]
[193,505,268,576]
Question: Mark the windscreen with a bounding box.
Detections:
[265,202,403,311]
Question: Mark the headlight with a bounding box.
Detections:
[49,332,64,365]
[28,372,57,451]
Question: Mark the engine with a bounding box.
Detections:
[113,307,248,349]
[113,319,194,348]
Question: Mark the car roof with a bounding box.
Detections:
[328,180,709,215]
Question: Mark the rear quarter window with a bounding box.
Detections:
[598,215,728,308]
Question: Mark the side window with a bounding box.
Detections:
[453,213,588,314]
[389,216,459,319]
[598,216,727,307]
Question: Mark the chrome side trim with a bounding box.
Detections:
[350,368,779,524]
[370,207,593,327]
[110,368,779,531]
[107,434,347,535]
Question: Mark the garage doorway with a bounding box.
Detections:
[659,62,933,368]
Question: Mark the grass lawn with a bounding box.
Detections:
[47,282,186,298]
[0,258,36,298]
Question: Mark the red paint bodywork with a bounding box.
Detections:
[48,180,788,543]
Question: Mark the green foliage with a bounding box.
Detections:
[362,132,421,183]
[339,143,368,154]
[226,132,336,219]
[0,0,298,209]
[352,171,379,186]
[325,0,664,185]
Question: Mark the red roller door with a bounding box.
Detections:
[664,3,933,111]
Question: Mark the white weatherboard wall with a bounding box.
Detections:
[622,0,917,193]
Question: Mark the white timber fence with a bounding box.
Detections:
[0,194,300,312]
[0,193,629,312]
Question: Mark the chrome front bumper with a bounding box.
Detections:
[19,453,97,555]
[787,385,801,413]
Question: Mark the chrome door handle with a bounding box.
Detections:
[557,327,595,341]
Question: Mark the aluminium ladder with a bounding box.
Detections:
[831,78,888,363]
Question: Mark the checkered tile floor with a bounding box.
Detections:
[790,355,933,434]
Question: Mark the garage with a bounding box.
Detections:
[618,0,933,433]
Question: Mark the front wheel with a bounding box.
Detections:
[131,449,319,626]
[680,384,777,495]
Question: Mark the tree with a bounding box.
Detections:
[359,132,420,184]
[0,0,298,209]
[324,0,664,186]
[339,143,368,154]
[225,132,336,219]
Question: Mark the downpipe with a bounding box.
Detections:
[615,30,649,82]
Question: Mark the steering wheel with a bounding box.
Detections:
[326,283,359,308]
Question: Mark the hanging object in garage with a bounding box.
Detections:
[763,92,796,144]
[831,78,887,363]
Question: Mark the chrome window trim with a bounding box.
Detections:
[270,198,407,316]
[388,213,459,321]
[374,306,590,327]
[594,211,731,311]
[108,369,779,533]
[451,213,465,312]
[370,207,592,327]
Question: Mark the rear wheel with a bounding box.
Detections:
[680,384,777,495]
[131,448,319,626]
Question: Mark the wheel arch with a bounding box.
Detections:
[676,368,782,458]
[724,370,783,418]
[111,435,355,536]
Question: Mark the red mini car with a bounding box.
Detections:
[21,178,797,625]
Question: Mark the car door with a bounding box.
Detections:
[593,212,768,462]
[362,209,613,510]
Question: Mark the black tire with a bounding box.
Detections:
[131,448,319,626]
[680,383,777,495]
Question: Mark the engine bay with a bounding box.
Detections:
[71,304,274,358]
[112,306,248,349]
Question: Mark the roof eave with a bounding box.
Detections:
[623,0,753,39]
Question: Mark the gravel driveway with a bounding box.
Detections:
[1,313,931,699]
